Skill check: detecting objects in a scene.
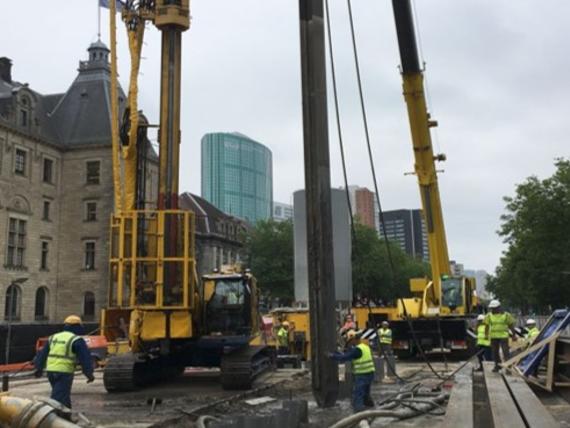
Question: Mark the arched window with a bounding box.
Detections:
[34,287,49,321]
[4,285,21,321]
[83,292,95,321]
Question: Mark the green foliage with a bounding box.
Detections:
[487,159,570,312]
[352,222,431,301]
[244,219,295,300]
[245,218,430,303]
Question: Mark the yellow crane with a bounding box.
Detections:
[101,0,272,391]
[389,0,477,356]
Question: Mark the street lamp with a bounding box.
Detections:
[2,277,28,392]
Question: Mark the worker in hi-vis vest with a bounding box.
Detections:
[484,300,516,372]
[377,321,393,356]
[525,319,540,344]
[34,315,94,410]
[328,329,375,413]
[277,321,290,355]
[475,314,491,371]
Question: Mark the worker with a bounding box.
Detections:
[377,321,393,356]
[475,314,491,371]
[525,319,540,343]
[328,330,375,412]
[340,314,356,335]
[34,315,95,410]
[484,300,516,372]
[277,321,290,355]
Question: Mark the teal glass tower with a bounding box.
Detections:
[201,132,273,223]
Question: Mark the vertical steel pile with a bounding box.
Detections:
[298,0,339,408]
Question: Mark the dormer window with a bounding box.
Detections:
[19,96,31,129]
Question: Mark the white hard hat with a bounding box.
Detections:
[526,319,536,325]
[488,299,501,309]
[477,314,485,321]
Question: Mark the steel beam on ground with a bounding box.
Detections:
[298,0,339,408]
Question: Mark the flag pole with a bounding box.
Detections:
[97,0,101,40]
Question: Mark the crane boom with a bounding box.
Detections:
[392,0,450,307]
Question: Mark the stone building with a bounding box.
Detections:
[179,192,248,276]
[0,41,158,326]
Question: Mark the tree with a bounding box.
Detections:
[244,218,430,305]
[244,219,294,301]
[352,222,430,302]
[487,159,570,312]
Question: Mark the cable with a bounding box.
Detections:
[346,0,396,278]
[324,0,356,244]
[410,0,441,154]
[345,0,448,381]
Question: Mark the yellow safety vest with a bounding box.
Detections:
[46,331,79,374]
[485,312,514,339]
[477,324,490,347]
[353,343,375,375]
[526,327,539,342]
[378,328,392,345]
[277,327,288,347]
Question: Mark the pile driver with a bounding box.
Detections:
[101,0,273,391]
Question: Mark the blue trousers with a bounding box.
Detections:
[47,372,74,409]
[353,372,374,412]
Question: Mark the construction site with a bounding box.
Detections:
[1,0,570,427]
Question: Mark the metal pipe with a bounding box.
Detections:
[0,396,79,428]
[299,0,338,408]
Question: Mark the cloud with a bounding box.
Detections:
[2,0,568,273]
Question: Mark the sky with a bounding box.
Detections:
[1,1,569,273]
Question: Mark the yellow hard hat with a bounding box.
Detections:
[282,321,290,327]
[346,329,358,340]
[64,315,82,325]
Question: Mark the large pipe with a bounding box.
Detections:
[0,396,79,427]
[299,0,339,408]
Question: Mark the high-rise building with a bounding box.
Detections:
[347,186,376,229]
[450,260,465,277]
[273,201,293,222]
[464,269,490,299]
[379,209,429,261]
[201,132,273,224]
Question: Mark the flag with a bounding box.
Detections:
[99,0,124,11]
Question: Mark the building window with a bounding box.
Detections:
[20,109,28,127]
[84,241,96,270]
[4,285,21,321]
[40,241,49,270]
[42,201,51,221]
[35,287,49,321]
[85,202,97,222]
[7,218,26,267]
[14,149,26,175]
[86,161,100,184]
[43,158,54,183]
[83,292,95,321]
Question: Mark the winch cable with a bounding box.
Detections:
[325,1,411,383]
[324,0,356,245]
[345,0,449,380]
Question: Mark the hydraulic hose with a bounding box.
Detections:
[0,396,79,428]
[329,392,448,428]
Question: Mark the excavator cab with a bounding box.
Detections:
[204,274,254,336]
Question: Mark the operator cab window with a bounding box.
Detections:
[207,278,251,335]
[441,277,463,309]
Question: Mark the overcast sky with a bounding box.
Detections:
[2,1,569,273]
